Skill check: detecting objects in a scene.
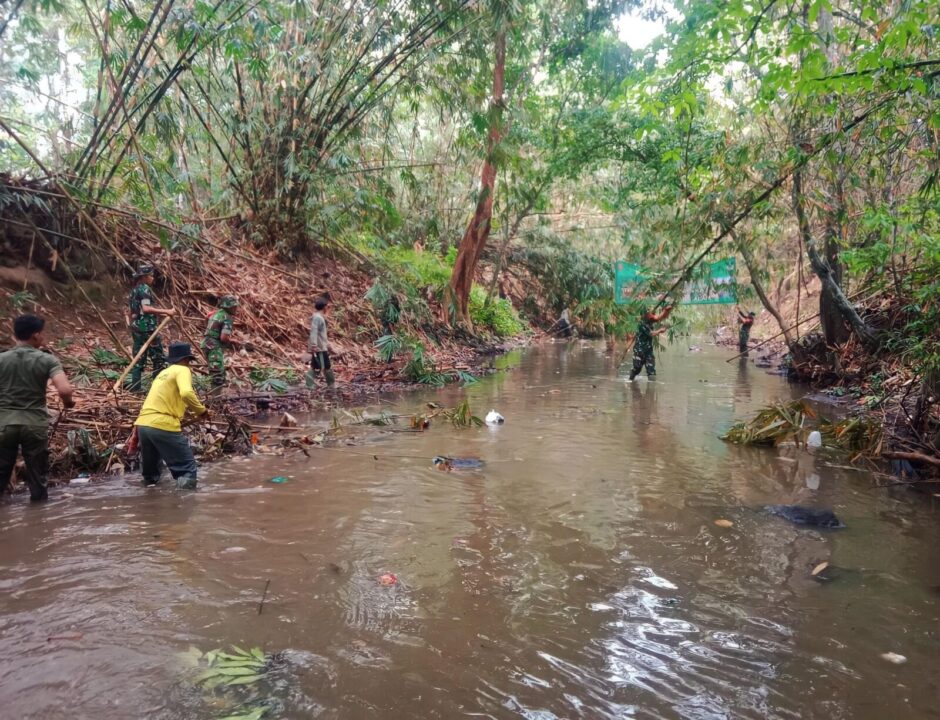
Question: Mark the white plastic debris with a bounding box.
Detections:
[881,652,907,665]
[485,409,505,425]
[807,430,822,448]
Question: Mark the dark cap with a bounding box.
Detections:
[166,342,197,364]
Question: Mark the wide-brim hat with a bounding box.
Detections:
[166,342,197,364]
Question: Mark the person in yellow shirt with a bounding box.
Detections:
[134,342,208,489]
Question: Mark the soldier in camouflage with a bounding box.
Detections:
[737,308,756,353]
[202,295,239,391]
[127,264,176,392]
[628,305,673,381]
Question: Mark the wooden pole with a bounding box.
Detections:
[725,312,822,363]
[725,286,877,362]
[112,315,173,392]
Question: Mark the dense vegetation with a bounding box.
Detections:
[1,1,938,438]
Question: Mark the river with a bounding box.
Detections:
[1,342,938,719]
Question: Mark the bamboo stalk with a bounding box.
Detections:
[0,118,132,270]
[111,315,173,392]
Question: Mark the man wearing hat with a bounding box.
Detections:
[133,342,207,489]
[202,295,239,391]
[127,264,176,392]
[737,307,756,353]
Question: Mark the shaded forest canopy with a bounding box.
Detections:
[1,0,938,444]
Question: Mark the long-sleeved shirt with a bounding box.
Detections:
[308,312,329,353]
[134,364,206,432]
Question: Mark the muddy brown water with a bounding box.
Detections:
[2,343,939,719]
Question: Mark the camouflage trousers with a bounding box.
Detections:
[205,346,226,388]
[128,330,165,392]
[739,325,751,353]
[629,344,656,379]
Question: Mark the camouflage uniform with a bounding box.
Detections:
[202,297,237,388]
[127,272,165,392]
[629,316,657,380]
[738,312,755,353]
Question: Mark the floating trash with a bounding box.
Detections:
[268,476,289,484]
[881,652,907,665]
[379,573,398,586]
[432,456,484,471]
[485,409,505,425]
[765,505,844,528]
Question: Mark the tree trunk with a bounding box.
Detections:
[734,231,794,347]
[449,30,506,323]
[792,170,876,346]
[816,6,852,346]
[819,220,850,344]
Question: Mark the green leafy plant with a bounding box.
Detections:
[195,646,269,691]
[721,400,816,446]
[91,347,126,366]
[439,398,483,427]
[248,367,297,394]
[469,286,524,337]
[375,333,406,363]
[7,290,36,311]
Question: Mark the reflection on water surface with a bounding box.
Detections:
[1,343,939,719]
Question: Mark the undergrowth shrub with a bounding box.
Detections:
[469,286,524,337]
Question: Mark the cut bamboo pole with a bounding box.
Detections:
[111,315,173,392]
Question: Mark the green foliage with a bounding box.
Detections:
[182,645,272,720]
[439,398,484,427]
[518,235,613,314]
[358,241,455,329]
[721,401,817,447]
[90,347,126,366]
[248,367,297,394]
[6,290,37,312]
[374,332,477,385]
[374,332,406,363]
[468,286,523,337]
[403,341,447,386]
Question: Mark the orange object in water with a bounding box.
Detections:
[379,573,397,586]
[251,432,259,445]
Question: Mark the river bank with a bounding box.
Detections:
[0,182,533,494]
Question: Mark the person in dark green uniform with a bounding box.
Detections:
[628,305,673,381]
[1,315,75,503]
[202,295,239,391]
[737,308,756,353]
[127,264,176,392]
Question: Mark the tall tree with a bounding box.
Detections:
[449,28,506,321]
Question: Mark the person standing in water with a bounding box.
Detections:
[629,305,673,381]
[306,296,336,388]
[133,342,208,489]
[0,315,75,503]
[737,308,756,353]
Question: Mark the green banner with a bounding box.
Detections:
[614,258,737,305]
